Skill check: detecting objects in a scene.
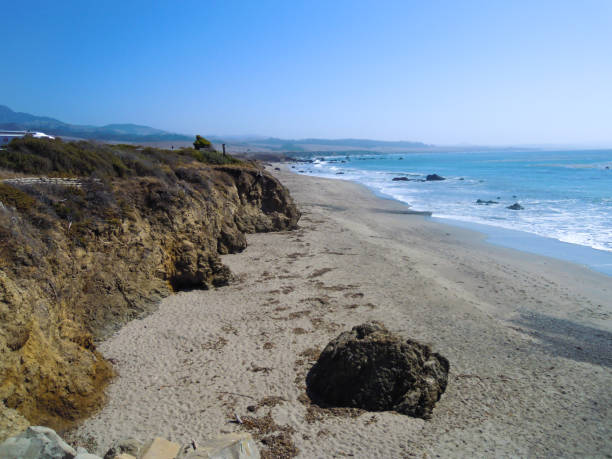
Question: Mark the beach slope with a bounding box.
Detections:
[73,167,612,457]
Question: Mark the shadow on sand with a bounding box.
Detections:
[510,312,612,368]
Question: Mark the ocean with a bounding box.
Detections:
[293,149,612,275]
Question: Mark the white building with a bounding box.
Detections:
[0,130,55,146]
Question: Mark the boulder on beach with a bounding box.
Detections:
[507,202,524,210]
[426,174,445,181]
[0,426,78,459]
[306,322,449,419]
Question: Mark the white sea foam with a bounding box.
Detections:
[297,151,612,253]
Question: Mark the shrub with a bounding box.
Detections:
[193,135,212,150]
[1,137,240,180]
[0,183,37,212]
[182,147,240,165]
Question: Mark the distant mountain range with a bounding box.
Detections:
[1,105,434,152]
[0,105,192,142]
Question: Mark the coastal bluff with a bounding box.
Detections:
[0,138,299,439]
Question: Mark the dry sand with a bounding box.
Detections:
[73,167,612,457]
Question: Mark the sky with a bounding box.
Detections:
[2,0,612,146]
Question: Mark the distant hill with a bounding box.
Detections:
[209,136,432,154]
[258,137,429,149]
[1,105,433,152]
[0,105,192,142]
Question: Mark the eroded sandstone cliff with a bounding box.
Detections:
[0,139,299,439]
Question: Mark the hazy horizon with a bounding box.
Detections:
[2,0,612,146]
[4,103,612,149]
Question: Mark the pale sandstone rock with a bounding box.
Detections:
[183,433,259,459]
[140,437,181,459]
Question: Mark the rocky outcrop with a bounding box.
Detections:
[306,322,449,419]
[425,174,445,181]
[0,427,260,459]
[0,426,79,458]
[507,202,524,210]
[0,164,299,439]
[476,199,498,205]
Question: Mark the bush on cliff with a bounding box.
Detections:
[0,183,37,212]
[182,147,240,165]
[1,137,239,178]
[193,134,212,150]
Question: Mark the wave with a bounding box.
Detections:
[296,153,612,254]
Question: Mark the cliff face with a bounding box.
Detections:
[0,155,299,439]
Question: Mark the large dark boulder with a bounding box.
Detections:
[507,202,524,210]
[426,174,445,181]
[306,322,449,419]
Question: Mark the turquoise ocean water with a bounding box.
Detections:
[294,150,612,275]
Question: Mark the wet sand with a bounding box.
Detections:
[74,166,612,457]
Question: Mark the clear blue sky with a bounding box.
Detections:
[2,0,611,145]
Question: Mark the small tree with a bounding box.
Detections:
[193,135,211,150]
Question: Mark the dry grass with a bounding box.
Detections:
[298,393,366,424]
[344,292,364,299]
[241,411,298,458]
[200,336,228,351]
[288,310,311,319]
[299,296,331,306]
[249,364,273,374]
[309,317,340,333]
[307,268,334,279]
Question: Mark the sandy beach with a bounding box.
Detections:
[72,167,612,457]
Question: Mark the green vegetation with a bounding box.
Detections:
[193,135,212,150]
[183,147,239,165]
[0,137,240,242]
[0,137,239,179]
[0,183,36,212]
